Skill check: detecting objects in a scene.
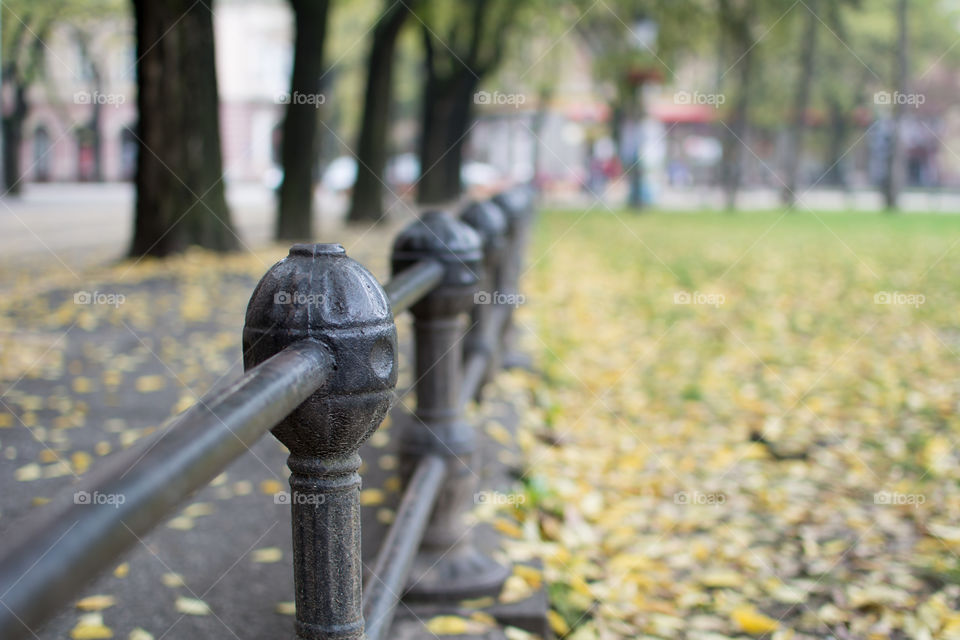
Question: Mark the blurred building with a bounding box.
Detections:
[18,0,292,185]
[17,1,956,197]
[22,14,137,183]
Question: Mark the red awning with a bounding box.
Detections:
[649,103,717,124]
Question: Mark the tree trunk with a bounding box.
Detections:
[722,43,752,211]
[2,83,26,195]
[88,60,104,182]
[626,81,646,210]
[128,0,236,257]
[415,0,509,207]
[781,1,818,208]
[347,1,411,223]
[530,85,552,187]
[610,102,624,166]
[822,99,848,187]
[89,99,103,182]
[276,0,330,241]
[417,68,478,205]
[883,0,908,211]
[76,31,104,182]
[443,78,479,198]
[1,21,32,196]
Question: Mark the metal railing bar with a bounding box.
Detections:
[383,259,445,315]
[459,303,512,407]
[0,339,334,640]
[461,350,488,407]
[361,454,446,640]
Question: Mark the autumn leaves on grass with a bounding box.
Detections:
[470,211,960,639]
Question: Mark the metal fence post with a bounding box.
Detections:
[391,211,511,601]
[461,200,508,399]
[243,243,398,640]
[492,187,534,355]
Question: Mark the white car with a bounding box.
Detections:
[318,154,505,192]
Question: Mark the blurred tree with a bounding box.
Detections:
[128,0,237,256]
[800,1,900,191]
[575,0,704,209]
[347,0,415,223]
[415,0,519,204]
[812,3,869,190]
[882,0,907,211]
[1,0,125,193]
[576,8,651,208]
[715,0,756,211]
[73,28,105,182]
[472,0,564,188]
[276,0,330,240]
[779,0,821,208]
[722,0,955,203]
[708,0,807,210]
[1,6,49,194]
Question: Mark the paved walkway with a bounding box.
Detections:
[3,182,957,275]
[0,183,339,269]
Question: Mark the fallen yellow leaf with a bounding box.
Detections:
[251,547,283,563]
[359,488,384,506]
[547,609,570,636]
[259,479,284,495]
[174,597,210,616]
[70,613,113,639]
[732,605,780,634]
[76,595,116,611]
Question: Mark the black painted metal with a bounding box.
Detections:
[383,259,445,315]
[391,211,511,602]
[244,243,398,640]
[362,454,446,640]
[460,200,509,401]
[0,192,532,640]
[490,188,534,357]
[460,303,512,407]
[0,340,333,640]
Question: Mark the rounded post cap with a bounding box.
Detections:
[491,186,534,223]
[243,243,397,458]
[391,211,483,288]
[460,200,507,252]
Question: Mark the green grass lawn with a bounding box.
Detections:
[503,208,960,638]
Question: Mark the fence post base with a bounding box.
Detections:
[404,454,511,600]
[392,212,510,603]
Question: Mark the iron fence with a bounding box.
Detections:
[0,186,535,640]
